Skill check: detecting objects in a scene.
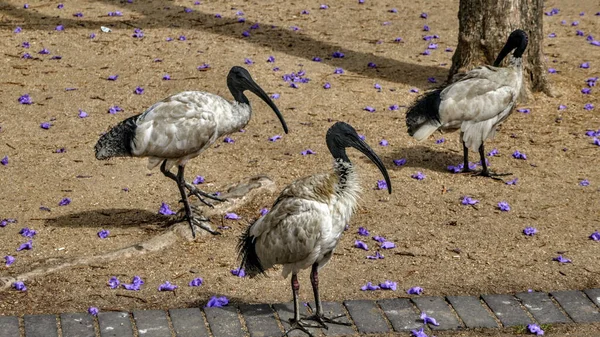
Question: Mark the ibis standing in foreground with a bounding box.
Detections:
[406,29,528,179]
[95,66,288,237]
[238,122,392,336]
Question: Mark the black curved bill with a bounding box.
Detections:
[351,139,392,194]
[245,80,289,134]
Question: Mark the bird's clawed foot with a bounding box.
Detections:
[473,170,512,182]
[304,313,351,329]
[283,318,321,337]
[184,182,226,207]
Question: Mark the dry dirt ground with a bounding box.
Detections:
[0,0,599,330]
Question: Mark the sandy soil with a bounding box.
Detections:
[0,0,599,328]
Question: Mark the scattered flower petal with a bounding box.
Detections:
[360,282,380,291]
[407,286,423,295]
[523,227,537,236]
[206,296,229,307]
[158,281,178,291]
[354,240,368,250]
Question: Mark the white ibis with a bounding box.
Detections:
[95,66,288,237]
[406,29,528,179]
[237,122,391,336]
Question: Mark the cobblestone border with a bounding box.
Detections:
[1,289,599,337]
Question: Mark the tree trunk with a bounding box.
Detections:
[448,0,553,97]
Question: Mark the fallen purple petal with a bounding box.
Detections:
[364,106,376,112]
[98,229,110,239]
[225,212,241,220]
[407,286,424,295]
[420,312,440,326]
[411,172,425,180]
[379,281,397,290]
[122,276,144,290]
[506,178,518,185]
[381,241,395,249]
[88,307,99,316]
[269,135,282,142]
[590,231,600,241]
[461,196,479,205]
[18,94,33,104]
[366,251,384,259]
[523,227,537,236]
[17,240,33,251]
[360,282,380,291]
[411,327,428,337]
[223,137,234,143]
[5,255,15,267]
[206,296,229,307]
[158,281,178,291]
[12,281,27,291]
[19,227,36,238]
[354,240,368,250]
[158,202,176,215]
[58,197,71,206]
[301,149,316,155]
[108,276,120,289]
[231,268,246,277]
[497,201,511,212]
[1,156,8,166]
[512,150,527,160]
[527,323,545,336]
[393,158,406,166]
[579,179,590,186]
[379,139,388,146]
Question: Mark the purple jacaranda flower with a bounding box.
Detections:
[320,4,329,9]
[206,296,229,307]
[410,88,419,93]
[312,57,322,62]
[368,62,377,68]
[158,202,176,215]
[241,31,250,37]
[423,25,430,31]
[244,58,253,65]
[576,30,584,36]
[388,8,398,13]
[89,33,96,39]
[332,51,345,58]
[301,9,309,14]
[358,134,366,141]
[461,196,479,205]
[193,175,205,184]
[422,50,431,56]
[53,148,66,154]
[260,208,269,216]
[231,268,246,277]
[18,94,33,104]
[587,77,598,87]
[269,135,282,142]
[512,150,527,160]
[17,240,32,251]
[178,35,186,41]
[420,12,428,18]
[352,239,370,251]
[223,137,234,143]
[108,276,120,289]
[5,255,15,267]
[74,12,83,17]
[548,68,557,73]
[1,156,8,166]
[78,109,88,118]
[411,172,425,180]
[108,106,123,114]
[428,43,438,50]
[381,241,395,249]
[373,236,386,243]
[55,25,64,31]
[591,40,600,46]
[584,103,594,110]
[197,63,210,70]
[107,75,118,81]
[323,82,331,89]
[19,227,36,238]
[266,55,275,63]
[134,86,144,95]
[12,281,26,291]
[214,13,222,18]
[393,158,406,166]
[394,37,403,43]
[580,62,590,69]
[594,138,600,146]
[435,138,445,144]
[506,178,518,185]
[108,11,123,16]
[517,108,531,113]
[582,88,592,94]
[270,93,280,99]
[411,327,428,337]
[366,251,384,259]
[158,281,178,291]
[358,227,369,236]
[420,312,440,326]
[523,227,537,236]
[364,106,376,112]
[122,276,144,290]
[376,180,387,190]
[334,68,344,74]
[132,28,144,38]
[388,104,399,111]
[553,255,571,263]
[50,55,62,60]
[548,33,556,38]
[88,307,99,316]
[590,231,600,241]
[580,179,590,186]
[428,77,437,84]
[487,148,499,156]
[558,105,567,110]
[189,277,203,287]
[98,229,110,239]
[39,206,51,212]
[250,23,259,29]
[447,162,476,173]
[225,213,241,220]
[497,201,510,212]
[58,197,71,206]
[184,7,192,13]
[361,282,380,291]
[380,281,397,290]
[162,74,171,80]
[407,286,424,295]
[166,37,173,41]
[22,52,32,59]
[527,324,545,336]
[300,149,316,155]
[22,41,30,48]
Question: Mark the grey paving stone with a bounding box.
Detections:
[447,296,499,329]
[377,298,422,331]
[482,294,533,327]
[320,302,355,336]
[273,302,319,337]
[98,311,134,337]
[169,308,209,337]
[60,313,96,337]
[344,299,390,334]
[239,303,281,337]
[24,314,58,337]
[584,289,600,308]
[0,316,21,337]
[412,296,462,330]
[204,306,244,337]
[516,292,571,324]
[132,310,171,337]
[551,290,600,323]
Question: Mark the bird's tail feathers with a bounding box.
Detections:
[94,114,140,160]
[237,223,266,278]
[406,89,443,139]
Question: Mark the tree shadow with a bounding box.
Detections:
[0,0,447,87]
[388,145,464,173]
[44,208,170,229]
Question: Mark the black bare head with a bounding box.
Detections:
[326,122,392,194]
[493,29,528,66]
[227,66,288,134]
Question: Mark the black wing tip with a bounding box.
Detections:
[405,88,443,133]
[237,224,266,277]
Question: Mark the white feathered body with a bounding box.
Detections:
[129,91,252,170]
[410,57,523,151]
[249,161,360,278]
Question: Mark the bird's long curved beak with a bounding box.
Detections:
[493,44,514,67]
[352,140,392,194]
[246,80,289,134]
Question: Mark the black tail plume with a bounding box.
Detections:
[405,88,443,136]
[94,114,140,160]
[237,223,266,278]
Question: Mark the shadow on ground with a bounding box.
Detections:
[44,208,170,229]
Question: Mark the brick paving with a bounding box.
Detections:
[1,289,599,336]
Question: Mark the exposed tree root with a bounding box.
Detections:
[0,175,276,291]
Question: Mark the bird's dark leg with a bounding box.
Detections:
[184,182,226,207]
[461,134,472,173]
[305,263,351,329]
[472,144,512,181]
[283,274,319,337]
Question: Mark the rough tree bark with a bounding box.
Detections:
[448,0,553,96]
